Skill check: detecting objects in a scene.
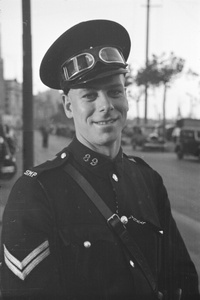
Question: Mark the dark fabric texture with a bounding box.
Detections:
[1,138,199,300]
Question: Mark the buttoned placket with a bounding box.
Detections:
[109,161,131,223]
[110,171,120,214]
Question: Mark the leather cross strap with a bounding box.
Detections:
[63,163,159,297]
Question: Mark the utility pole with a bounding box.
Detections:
[144,0,150,124]
[144,0,161,124]
[22,0,34,171]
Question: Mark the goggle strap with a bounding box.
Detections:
[63,66,69,80]
[74,57,79,74]
[62,46,126,81]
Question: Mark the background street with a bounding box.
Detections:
[0,131,200,289]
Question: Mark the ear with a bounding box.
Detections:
[62,94,73,119]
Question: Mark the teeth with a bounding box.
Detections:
[97,120,114,125]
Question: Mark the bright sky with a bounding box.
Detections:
[0,0,200,120]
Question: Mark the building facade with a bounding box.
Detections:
[0,51,5,120]
[3,79,22,127]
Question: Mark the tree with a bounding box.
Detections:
[125,66,145,123]
[125,65,135,87]
[135,53,185,137]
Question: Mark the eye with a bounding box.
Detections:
[108,88,125,98]
[82,91,98,102]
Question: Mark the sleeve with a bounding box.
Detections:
[153,170,200,300]
[0,174,62,300]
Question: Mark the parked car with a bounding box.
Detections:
[175,127,200,160]
[0,135,17,180]
[142,133,166,152]
[131,126,146,150]
[0,123,17,180]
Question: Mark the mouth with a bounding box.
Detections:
[94,119,117,125]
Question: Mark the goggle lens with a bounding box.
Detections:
[100,47,125,64]
[77,54,94,69]
[63,53,94,79]
[62,47,126,81]
[66,60,77,78]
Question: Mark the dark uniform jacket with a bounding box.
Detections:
[0,138,199,300]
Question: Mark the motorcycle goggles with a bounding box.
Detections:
[61,46,127,82]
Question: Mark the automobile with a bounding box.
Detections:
[0,135,17,180]
[131,126,146,150]
[142,133,166,152]
[175,127,200,160]
[0,123,17,180]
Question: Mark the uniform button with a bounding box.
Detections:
[112,173,118,182]
[61,152,66,159]
[130,260,135,268]
[83,241,91,248]
[121,216,128,224]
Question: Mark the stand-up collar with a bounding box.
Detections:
[67,137,124,178]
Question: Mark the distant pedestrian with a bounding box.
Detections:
[40,125,49,148]
[172,127,181,143]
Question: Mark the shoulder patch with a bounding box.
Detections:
[24,170,38,177]
[24,149,70,178]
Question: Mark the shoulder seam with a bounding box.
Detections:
[23,150,70,178]
[124,154,152,169]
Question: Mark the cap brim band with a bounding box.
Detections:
[61,67,128,90]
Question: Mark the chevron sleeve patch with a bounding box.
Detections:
[4,240,50,281]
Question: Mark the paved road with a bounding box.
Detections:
[0,131,200,287]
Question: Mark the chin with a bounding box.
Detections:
[94,135,119,146]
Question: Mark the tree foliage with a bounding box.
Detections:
[125,53,185,131]
[135,52,185,87]
[125,65,135,87]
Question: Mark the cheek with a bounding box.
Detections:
[116,98,129,113]
[72,102,94,123]
[124,100,129,112]
[71,101,85,116]
[124,97,129,111]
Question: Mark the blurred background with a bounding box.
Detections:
[0,0,200,293]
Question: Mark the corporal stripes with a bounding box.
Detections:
[4,240,50,280]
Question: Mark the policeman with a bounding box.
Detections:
[0,20,199,300]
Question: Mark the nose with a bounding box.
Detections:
[98,92,114,112]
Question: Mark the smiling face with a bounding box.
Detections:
[63,74,129,157]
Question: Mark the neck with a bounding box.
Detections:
[76,136,121,160]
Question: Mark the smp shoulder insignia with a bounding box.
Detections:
[24,148,70,178]
[24,170,38,178]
